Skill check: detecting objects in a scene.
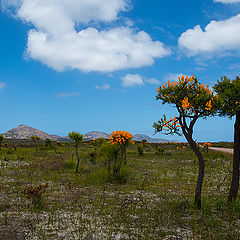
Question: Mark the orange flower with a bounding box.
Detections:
[182,97,192,111]
[203,142,211,147]
[108,130,134,145]
[205,100,212,111]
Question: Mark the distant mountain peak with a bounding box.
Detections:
[1,125,177,143]
[83,131,109,140]
[2,124,67,141]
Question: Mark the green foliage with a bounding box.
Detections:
[30,135,41,142]
[154,76,219,136]
[0,135,4,142]
[68,131,83,144]
[95,138,106,146]
[155,146,164,155]
[86,149,97,164]
[141,139,147,147]
[137,145,144,156]
[213,75,240,117]
[100,143,126,181]
[153,114,180,135]
[45,138,52,147]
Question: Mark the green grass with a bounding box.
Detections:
[0,142,238,239]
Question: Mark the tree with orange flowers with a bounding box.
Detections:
[214,76,240,201]
[203,142,212,153]
[108,130,134,172]
[154,75,219,209]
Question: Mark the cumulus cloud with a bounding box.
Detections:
[145,78,160,85]
[95,84,110,90]
[0,82,6,89]
[121,74,160,87]
[178,14,240,56]
[214,0,240,3]
[3,0,170,72]
[164,73,188,82]
[56,92,80,98]
[122,74,144,87]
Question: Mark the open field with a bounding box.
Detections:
[0,141,239,239]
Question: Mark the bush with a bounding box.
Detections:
[86,149,97,164]
[155,146,164,155]
[137,145,144,156]
[22,183,48,209]
[100,143,126,181]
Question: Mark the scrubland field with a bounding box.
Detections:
[0,141,239,239]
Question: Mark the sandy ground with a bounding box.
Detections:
[209,147,233,155]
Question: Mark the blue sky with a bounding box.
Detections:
[0,0,240,142]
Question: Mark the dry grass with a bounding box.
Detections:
[0,143,239,239]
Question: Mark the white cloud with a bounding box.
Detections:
[178,14,240,56]
[3,0,170,72]
[56,92,80,98]
[0,82,6,89]
[122,74,144,87]
[164,73,188,82]
[145,78,160,85]
[214,0,240,3]
[95,84,110,90]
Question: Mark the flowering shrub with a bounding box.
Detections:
[108,130,134,145]
[108,130,134,166]
[203,142,212,153]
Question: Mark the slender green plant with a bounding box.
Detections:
[30,135,41,156]
[68,131,83,173]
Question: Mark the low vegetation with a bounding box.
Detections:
[0,139,239,239]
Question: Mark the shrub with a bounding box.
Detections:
[22,183,48,209]
[87,149,97,164]
[100,143,125,181]
[137,145,144,156]
[155,146,164,155]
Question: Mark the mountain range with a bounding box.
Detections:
[1,124,174,143]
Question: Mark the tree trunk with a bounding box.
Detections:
[229,110,240,201]
[35,142,37,156]
[183,131,205,209]
[116,146,124,176]
[75,143,80,173]
[190,139,205,209]
[124,146,127,165]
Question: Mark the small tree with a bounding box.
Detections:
[203,142,211,153]
[108,130,134,168]
[0,135,4,149]
[30,135,41,156]
[154,75,218,209]
[141,139,148,148]
[68,131,83,173]
[214,76,240,201]
[45,138,52,148]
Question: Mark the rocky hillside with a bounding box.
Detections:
[2,125,176,142]
[2,125,67,141]
[83,131,109,140]
[132,134,169,143]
